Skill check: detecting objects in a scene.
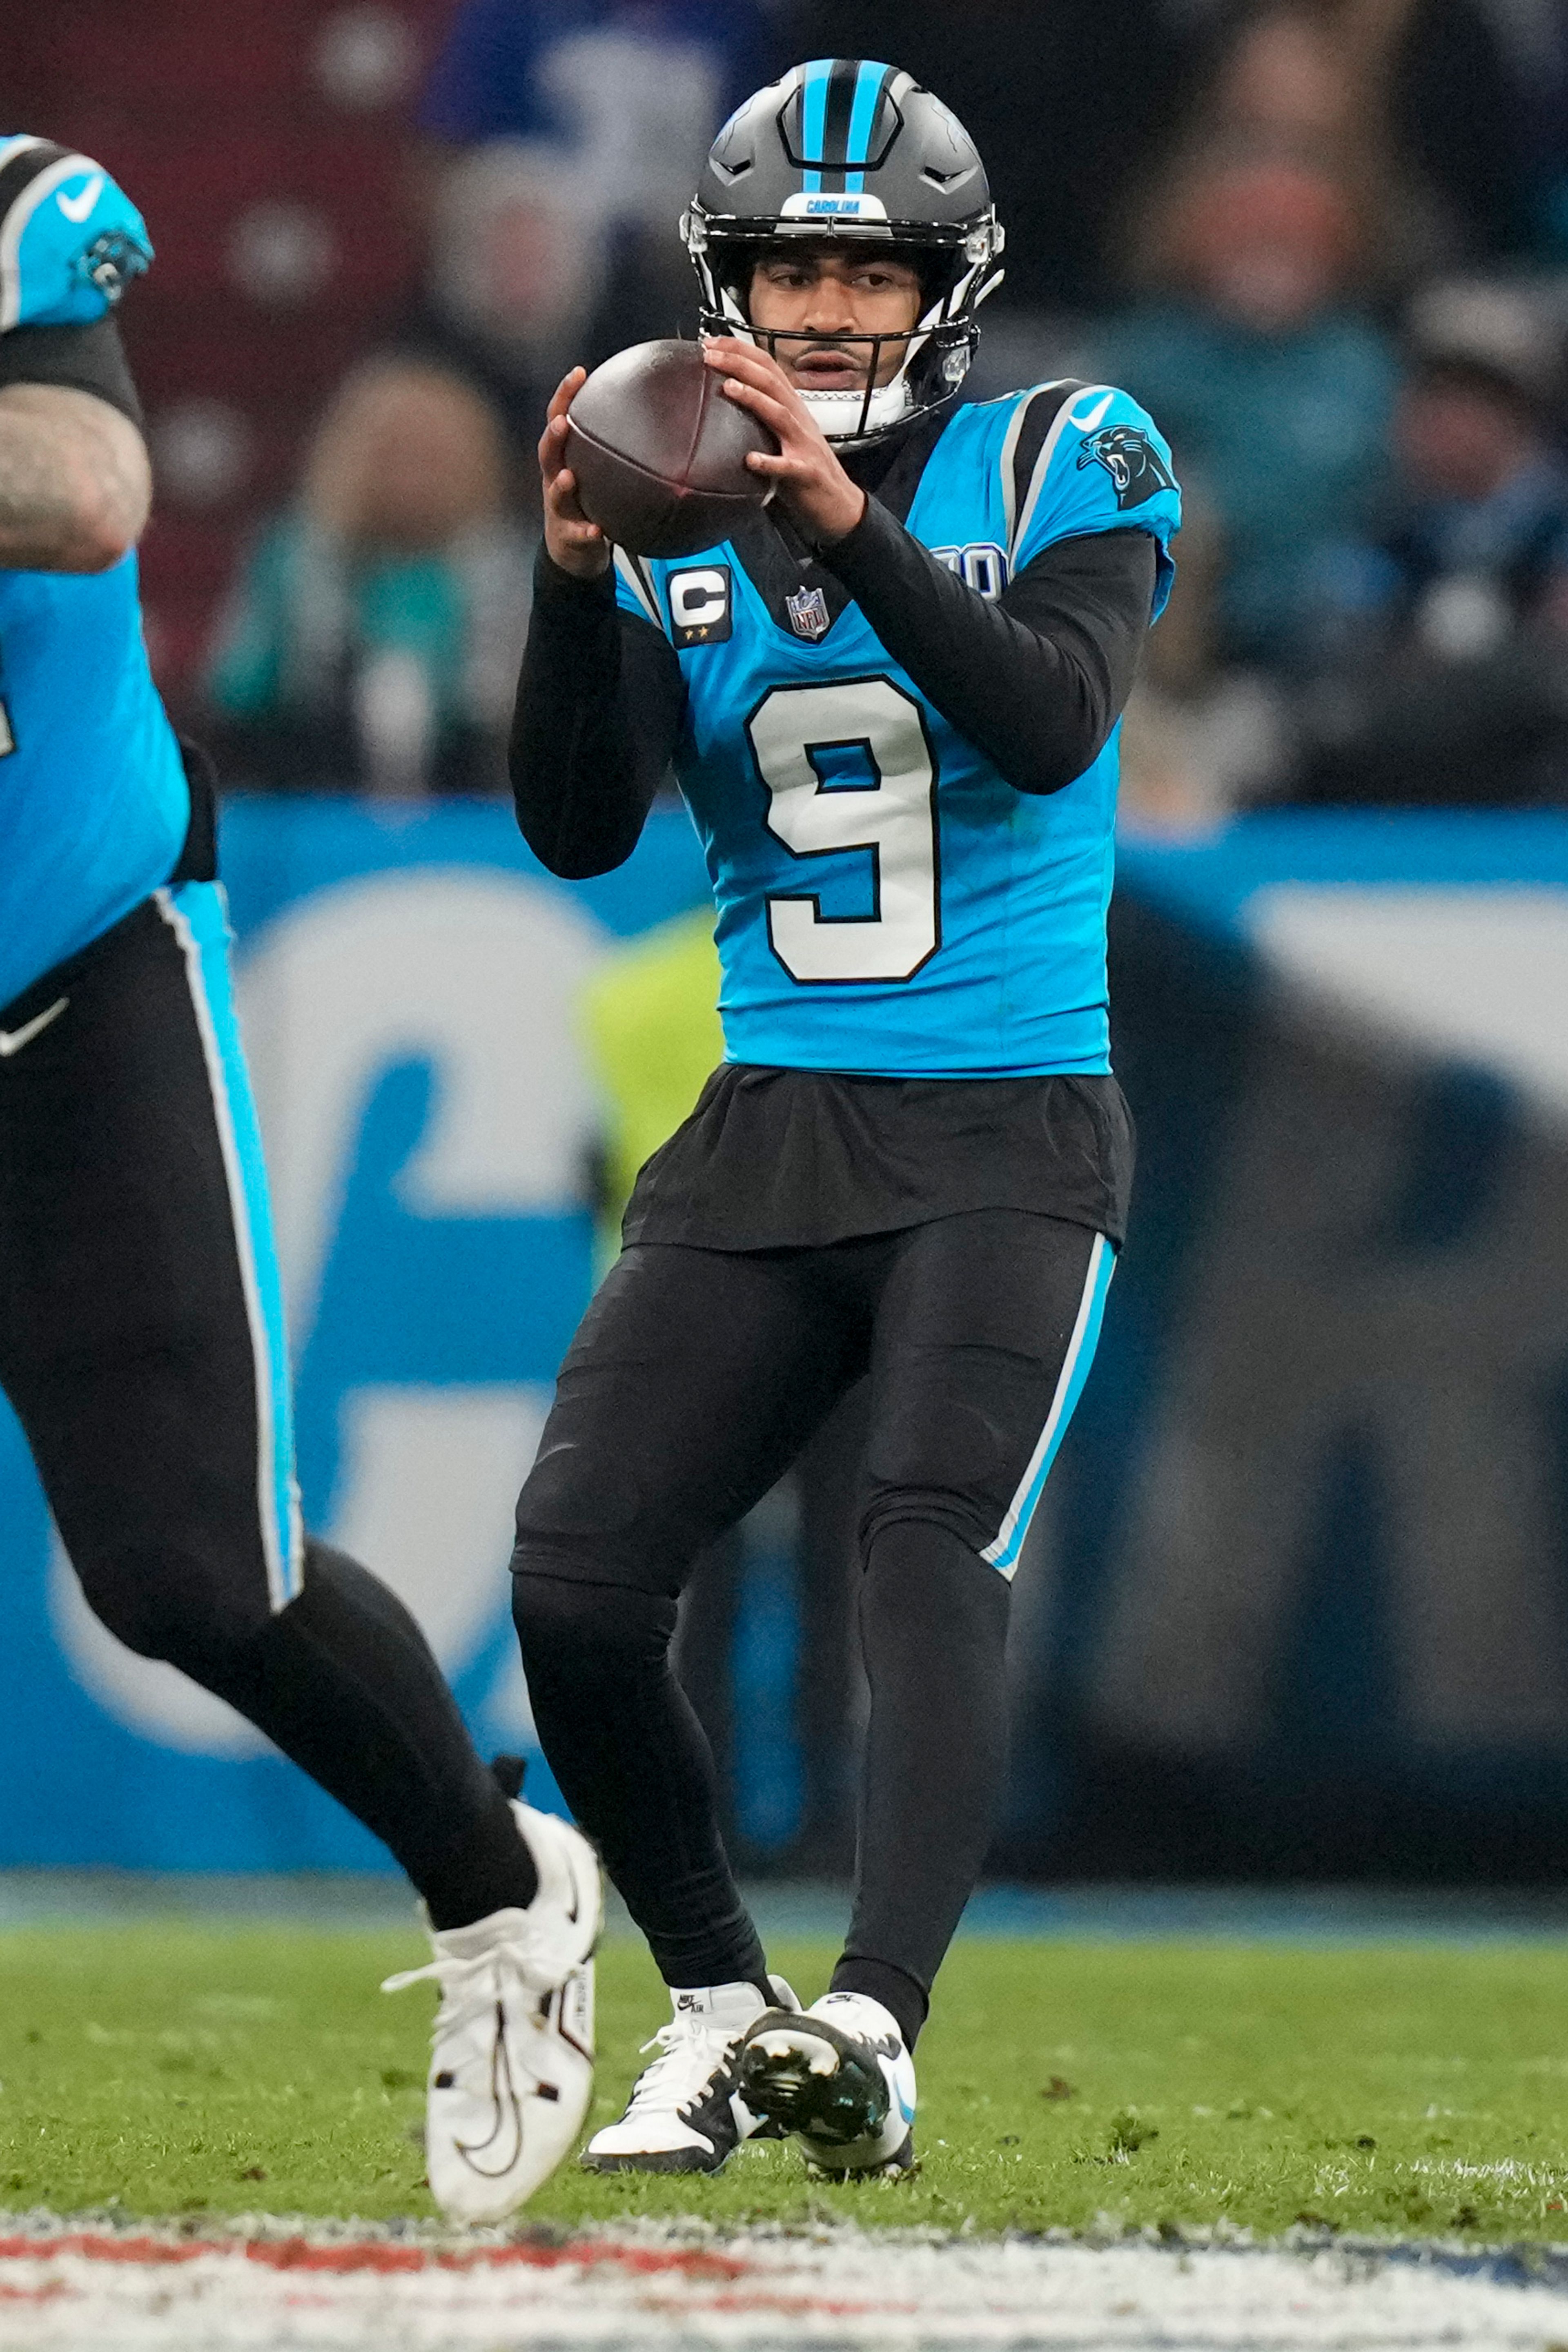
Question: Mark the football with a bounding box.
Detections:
[563,338,777,559]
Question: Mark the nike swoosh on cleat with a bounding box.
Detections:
[0,998,68,1057]
[56,176,104,223]
[454,2001,526,2180]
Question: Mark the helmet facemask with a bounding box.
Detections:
[686,213,1005,448]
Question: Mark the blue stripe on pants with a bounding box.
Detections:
[980,1232,1115,1579]
[155,881,302,1607]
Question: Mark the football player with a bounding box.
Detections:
[0,136,598,2222]
[510,60,1180,2176]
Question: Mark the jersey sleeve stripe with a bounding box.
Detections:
[1009,383,1116,564]
[613,548,663,628]
[1000,382,1078,554]
[0,147,93,331]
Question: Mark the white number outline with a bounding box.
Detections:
[745,675,942,987]
[930,541,1011,600]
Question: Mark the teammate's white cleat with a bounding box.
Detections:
[582,1974,800,2173]
[735,1990,918,2175]
[382,1800,601,2224]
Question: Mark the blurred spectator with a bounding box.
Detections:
[1290,279,1568,804]
[1091,1,1557,829]
[1124,1,1533,276]
[1081,149,1398,671]
[400,139,612,455]
[791,0,1192,321]
[205,359,530,797]
[1466,0,1568,259]
[413,0,782,370]
[795,0,1532,336]
[1116,497,1294,833]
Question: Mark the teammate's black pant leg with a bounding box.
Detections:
[829,1211,1105,2046]
[0,898,532,1928]
[512,1241,864,1987]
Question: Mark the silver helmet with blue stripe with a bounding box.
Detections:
[682,60,1005,447]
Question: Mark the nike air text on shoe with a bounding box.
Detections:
[735,1990,918,2176]
[383,1799,602,2224]
[582,1974,800,2174]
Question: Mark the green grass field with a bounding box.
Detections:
[2,1924,1567,2243]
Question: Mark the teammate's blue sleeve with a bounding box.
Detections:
[1012,383,1181,621]
[0,140,152,333]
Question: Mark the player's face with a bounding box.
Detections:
[746,249,924,392]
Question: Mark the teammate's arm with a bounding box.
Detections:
[0,385,149,572]
[0,320,151,573]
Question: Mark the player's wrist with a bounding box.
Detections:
[809,483,868,548]
[543,525,611,583]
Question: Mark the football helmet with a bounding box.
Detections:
[682,60,1004,448]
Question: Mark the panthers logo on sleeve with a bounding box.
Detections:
[1076,425,1177,512]
[0,136,152,333]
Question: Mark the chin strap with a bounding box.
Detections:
[798,379,916,441]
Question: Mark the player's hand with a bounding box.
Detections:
[703,339,867,546]
[539,370,611,581]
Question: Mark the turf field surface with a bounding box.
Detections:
[4,1924,1568,2244]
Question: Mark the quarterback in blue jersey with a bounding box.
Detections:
[508,60,1180,2176]
[0,136,601,2220]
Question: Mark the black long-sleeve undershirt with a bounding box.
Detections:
[821,500,1155,795]
[0,317,145,428]
[510,498,1157,881]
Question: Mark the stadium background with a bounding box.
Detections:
[6,0,1568,1889]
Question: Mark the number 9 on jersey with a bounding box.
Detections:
[747,679,940,986]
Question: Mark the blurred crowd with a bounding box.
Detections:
[181,0,1568,824]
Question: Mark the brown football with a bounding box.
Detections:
[563,339,777,559]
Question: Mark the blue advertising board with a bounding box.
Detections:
[6,802,1568,1880]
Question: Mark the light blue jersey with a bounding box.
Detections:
[615,381,1179,1078]
[0,560,190,1009]
[0,142,186,1011]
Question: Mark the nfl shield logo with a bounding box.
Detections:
[786,585,831,641]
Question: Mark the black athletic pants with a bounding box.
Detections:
[0,888,532,1929]
[512,1209,1112,2045]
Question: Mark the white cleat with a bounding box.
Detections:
[582,1974,800,2174]
[735,1990,918,2176]
[383,1799,601,2224]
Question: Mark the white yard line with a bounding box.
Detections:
[2,2220,1568,2350]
